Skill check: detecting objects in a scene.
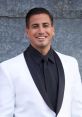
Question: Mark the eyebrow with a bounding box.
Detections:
[31,22,50,26]
[42,22,50,25]
[31,23,39,26]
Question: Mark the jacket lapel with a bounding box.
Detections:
[24,50,54,111]
[24,49,65,114]
[31,61,55,111]
[53,51,65,115]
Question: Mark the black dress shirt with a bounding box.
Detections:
[24,45,59,112]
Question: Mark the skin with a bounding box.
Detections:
[26,13,55,55]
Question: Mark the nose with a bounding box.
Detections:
[38,26,45,34]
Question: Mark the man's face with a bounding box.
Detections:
[26,13,55,52]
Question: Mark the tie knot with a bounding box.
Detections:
[42,57,48,64]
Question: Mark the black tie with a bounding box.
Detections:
[42,58,51,92]
[42,58,55,110]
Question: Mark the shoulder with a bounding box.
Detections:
[54,51,78,67]
[56,51,77,62]
[0,53,26,79]
[0,53,25,70]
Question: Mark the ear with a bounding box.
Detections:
[25,28,30,40]
[25,28,30,38]
[53,31,55,36]
[25,28,28,34]
[52,27,55,36]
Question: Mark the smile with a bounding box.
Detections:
[36,36,47,39]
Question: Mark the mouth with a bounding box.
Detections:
[36,36,47,40]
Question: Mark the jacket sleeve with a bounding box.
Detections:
[0,64,15,117]
[71,59,82,117]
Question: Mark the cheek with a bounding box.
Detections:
[27,32,37,42]
[48,28,54,34]
[28,31,37,38]
[27,32,34,38]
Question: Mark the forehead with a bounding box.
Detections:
[29,13,51,24]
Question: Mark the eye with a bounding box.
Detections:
[43,23,50,28]
[32,24,39,29]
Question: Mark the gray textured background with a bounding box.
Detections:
[0,0,82,78]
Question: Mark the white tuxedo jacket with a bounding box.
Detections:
[0,51,82,117]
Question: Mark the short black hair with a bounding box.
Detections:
[26,7,53,28]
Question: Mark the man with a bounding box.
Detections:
[0,7,82,117]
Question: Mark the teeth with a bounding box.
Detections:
[38,37,45,39]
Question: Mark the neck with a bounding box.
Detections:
[31,44,51,55]
[39,48,50,55]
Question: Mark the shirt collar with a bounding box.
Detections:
[27,45,55,64]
